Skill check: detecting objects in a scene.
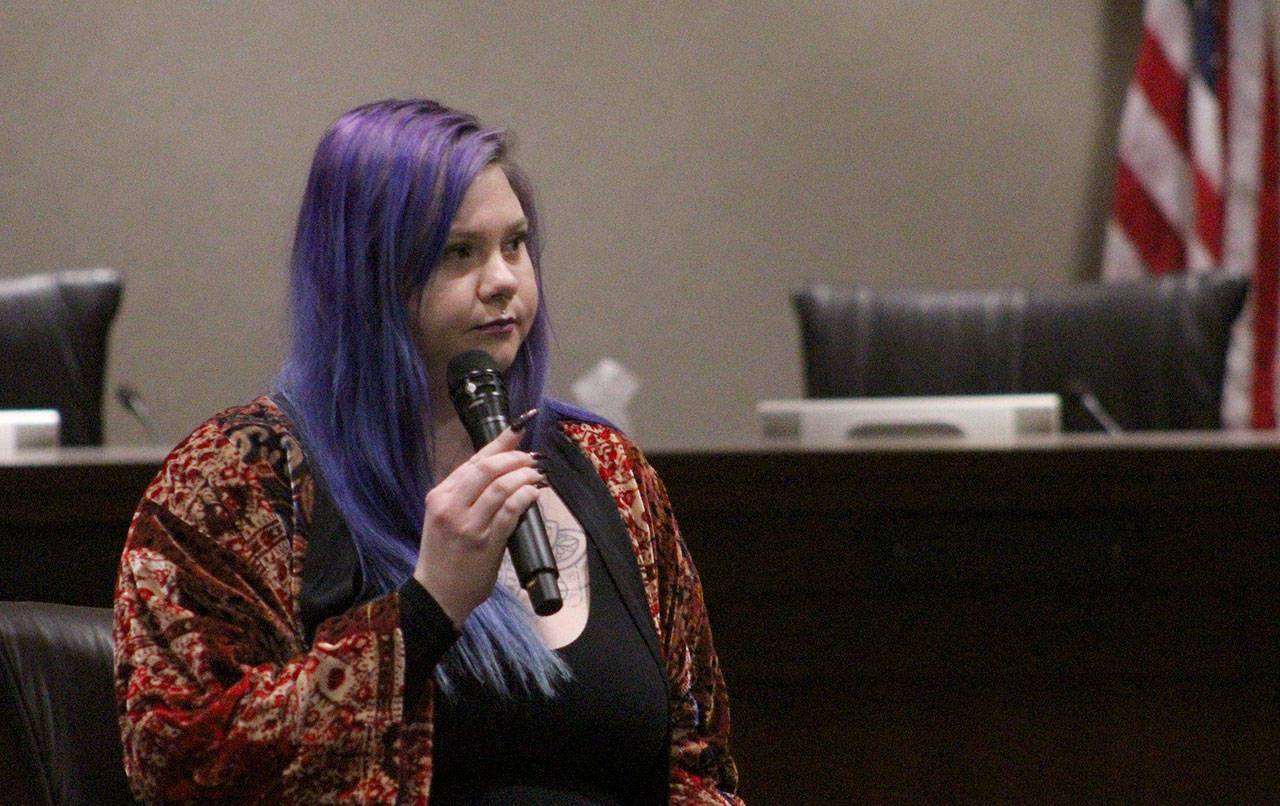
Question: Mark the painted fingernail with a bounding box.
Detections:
[511,408,539,432]
[535,480,551,489]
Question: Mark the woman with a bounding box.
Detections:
[114,98,743,804]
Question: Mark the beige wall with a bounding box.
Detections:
[0,2,1257,450]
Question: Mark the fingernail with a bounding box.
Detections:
[511,408,539,432]
[535,480,550,489]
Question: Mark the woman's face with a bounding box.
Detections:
[413,163,539,390]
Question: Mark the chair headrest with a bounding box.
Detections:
[792,273,1250,430]
[0,268,123,445]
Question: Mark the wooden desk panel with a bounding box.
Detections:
[648,433,1280,804]
[0,447,166,606]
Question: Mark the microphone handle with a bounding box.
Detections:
[460,398,563,616]
[508,501,562,616]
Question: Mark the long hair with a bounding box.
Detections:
[276,99,562,696]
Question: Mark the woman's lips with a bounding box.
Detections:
[474,317,516,335]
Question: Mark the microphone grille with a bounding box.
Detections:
[446,350,501,394]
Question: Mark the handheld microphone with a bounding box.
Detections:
[446,350,562,616]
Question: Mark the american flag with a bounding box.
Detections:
[1102,0,1279,428]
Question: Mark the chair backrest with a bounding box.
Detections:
[0,601,135,806]
[791,273,1250,431]
[0,269,123,446]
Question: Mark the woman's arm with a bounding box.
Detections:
[114,414,440,803]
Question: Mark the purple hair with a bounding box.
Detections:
[277,99,562,695]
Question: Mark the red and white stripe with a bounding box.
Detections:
[1102,0,1280,428]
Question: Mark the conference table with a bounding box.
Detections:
[2,432,1277,803]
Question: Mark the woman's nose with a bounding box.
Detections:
[478,248,519,297]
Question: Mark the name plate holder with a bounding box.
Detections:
[0,410,61,454]
[757,394,1062,446]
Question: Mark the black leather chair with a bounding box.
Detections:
[0,269,122,446]
[792,273,1250,431]
[0,601,135,806]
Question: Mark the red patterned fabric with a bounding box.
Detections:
[114,397,742,804]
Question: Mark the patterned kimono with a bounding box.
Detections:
[113,397,743,804]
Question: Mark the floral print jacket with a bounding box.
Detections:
[114,397,742,804]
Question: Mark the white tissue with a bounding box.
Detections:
[571,358,639,433]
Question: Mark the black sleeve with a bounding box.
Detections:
[397,576,462,693]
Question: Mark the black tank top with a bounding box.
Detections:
[429,535,669,805]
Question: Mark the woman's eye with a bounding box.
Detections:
[503,233,528,256]
[442,243,472,262]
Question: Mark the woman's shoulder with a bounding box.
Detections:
[543,398,652,480]
[544,398,630,445]
[154,395,304,496]
[193,394,294,434]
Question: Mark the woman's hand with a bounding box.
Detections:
[413,423,544,628]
